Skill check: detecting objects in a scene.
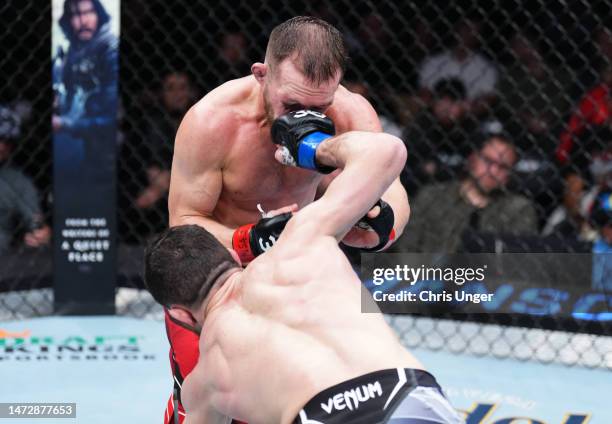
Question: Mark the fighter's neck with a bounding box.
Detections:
[243,77,269,128]
[201,268,243,321]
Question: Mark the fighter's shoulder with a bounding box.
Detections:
[328,85,381,132]
[274,212,340,260]
[189,77,253,129]
[177,77,254,150]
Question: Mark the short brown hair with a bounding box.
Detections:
[266,16,348,84]
[144,225,237,308]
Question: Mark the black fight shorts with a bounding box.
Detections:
[293,368,464,424]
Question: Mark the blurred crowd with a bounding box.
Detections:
[2,5,612,260]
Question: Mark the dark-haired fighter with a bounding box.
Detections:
[146,119,462,424]
[164,16,410,423]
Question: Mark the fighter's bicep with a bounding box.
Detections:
[169,164,223,222]
[169,109,226,224]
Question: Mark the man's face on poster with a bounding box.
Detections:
[70,0,98,42]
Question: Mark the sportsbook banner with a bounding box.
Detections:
[52,0,120,314]
[0,317,168,423]
[362,253,612,328]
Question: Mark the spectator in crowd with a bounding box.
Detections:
[542,172,591,239]
[203,30,252,92]
[497,31,572,152]
[404,15,438,88]
[356,13,388,52]
[396,15,439,126]
[347,13,390,84]
[576,23,612,92]
[590,192,612,291]
[342,78,403,138]
[141,71,195,173]
[218,31,251,77]
[418,17,498,116]
[544,127,612,240]
[402,78,476,195]
[556,26,612,167]
[0,106,50,253]
[497,34,572,223]
[118,71,196,242]
[554,38,612,232]
[347,12,414,103]
[344,12,412,133]
[594,25,612,77]
[556,68,612,170]
[392,135,537,253]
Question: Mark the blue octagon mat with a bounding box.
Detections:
[0,316,609,423]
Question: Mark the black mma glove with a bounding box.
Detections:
[353,199,396,252]
[232,212,292,263]
[271,109,336,174]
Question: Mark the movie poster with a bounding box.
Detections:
[52,0,119,314]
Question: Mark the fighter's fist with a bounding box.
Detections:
[271,110,336,173]
[232,212,292,263]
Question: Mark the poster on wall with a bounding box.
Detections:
[52,0,119,314]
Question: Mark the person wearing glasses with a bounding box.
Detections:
[392,134,538,253]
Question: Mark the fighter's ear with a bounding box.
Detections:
[251,62,267,84]
[167,305,198,328]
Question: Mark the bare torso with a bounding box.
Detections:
[174,76,367,228]
[214,106,320,226]
[183,237,422,424]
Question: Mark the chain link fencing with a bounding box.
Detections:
[0,0,610,369]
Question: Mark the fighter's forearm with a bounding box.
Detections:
[316,131,394,170]
[317,134,408,214]
[317,151,410,240]
[381,178,410,241]
[170,213,235,248]
[286,131,406,242]
[316,131,410,237]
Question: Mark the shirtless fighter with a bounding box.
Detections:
[145,115,462,424]
[164,16,410,423]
